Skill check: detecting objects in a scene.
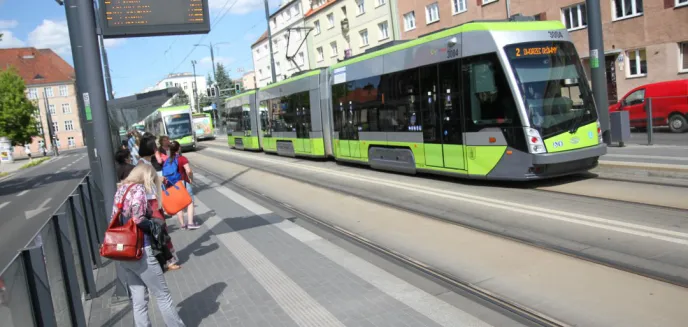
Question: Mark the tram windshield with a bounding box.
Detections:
[164,113,193,139]
[505,41,598,138]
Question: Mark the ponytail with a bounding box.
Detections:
[168,141,181,163]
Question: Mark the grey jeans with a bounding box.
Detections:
[121,246,185,327]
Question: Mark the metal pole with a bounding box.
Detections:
[505,0,511,18]
[65,0,127,304]
[63,0,103,189]
[646,97,653,145]
[264,0,277,84]
[94,7,114,101]
[586,0,611,145]
[192,60,199,112]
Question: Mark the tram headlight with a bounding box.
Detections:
[525,128,546,154]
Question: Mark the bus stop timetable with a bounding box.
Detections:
[103,0,205,27]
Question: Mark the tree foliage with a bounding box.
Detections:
[206,73,213,86]
[0,68,40,146]
[214,63,232,91]
[170,90,190,106]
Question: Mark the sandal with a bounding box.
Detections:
[167,264,182,271]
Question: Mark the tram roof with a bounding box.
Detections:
[224,89,257,102]
[331,20,565,69]
[258,69,321,92]
[157,105,191,113]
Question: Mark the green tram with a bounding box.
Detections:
[143,105,197,151]
[221,19,607,180]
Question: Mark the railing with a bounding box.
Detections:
[0,174,107,327]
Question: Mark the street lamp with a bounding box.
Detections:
[194,42,230,133]
[191,60,199,112]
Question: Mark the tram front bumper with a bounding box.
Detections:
[528,144,607,178]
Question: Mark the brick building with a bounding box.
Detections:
[0,47,84,155]
[395,0,688,103]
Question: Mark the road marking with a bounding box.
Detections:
[195,175,492,327]
[45,176,52,181]
[25,198,52,220]
[17,190,29,197]
[202,147,688,246]
[0,202,9,210]
[33,182,42,188]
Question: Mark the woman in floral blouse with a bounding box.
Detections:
[114,164,185,327]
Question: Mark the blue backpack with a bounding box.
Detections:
[162,157,182,186]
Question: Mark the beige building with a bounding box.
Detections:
[395,0,688,104]
[242,71,257,90]
[0,48,84,155]
[305,0,401,69]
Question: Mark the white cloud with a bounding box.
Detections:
[0,31,26,48]
[208,0,281,15]
[0,20,18,29]
[104,38,126,48]
[27,20,71,55]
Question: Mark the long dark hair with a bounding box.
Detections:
[168,141,181,163]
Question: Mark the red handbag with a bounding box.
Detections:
[100,184,144,261]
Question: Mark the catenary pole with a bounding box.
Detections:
[264,0,276,84]
[586,0,611,144]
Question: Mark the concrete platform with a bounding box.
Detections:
[88,173,525,326]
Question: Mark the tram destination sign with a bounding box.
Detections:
[98,0,210,38]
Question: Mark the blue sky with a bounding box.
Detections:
[0,0,281,97]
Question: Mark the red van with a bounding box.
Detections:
[608,79,688,133]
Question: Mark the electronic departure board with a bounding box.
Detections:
[98,0,210,38]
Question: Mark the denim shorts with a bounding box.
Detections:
[184,181,194,198]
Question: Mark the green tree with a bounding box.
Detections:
[0,68,40,146]
[170,91,190,106]
[214,63,232,91]
[206,73,213,86]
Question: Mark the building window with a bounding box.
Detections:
[612,0,643,20]
[426,2,440,24]
[49,104,56,115]
[314,20,321,34]
[680,42,688,73]
[292,4,300,15]
[62,103,71,114]
[59,85,68,96]
[359,29,369,47]
[330,42,338,57]
[356,0,365,14]
[404,12,416,31]
[627,49,647,77]
[28,88,38,99]
[276,62,281,75]
[452,0,467,14]
[678,0,688,7]
[44,87,54,97]
[64,120,74,131]
[482,0,498,4]
[317,47,324,61]
[52,121,59,133]
[378,21,389,40]
[327,13,335,28]
[68,137,75,147]
[562,3,587,30]
[183,82,188,90]
[377,0,385,5]
[299,52,305,65]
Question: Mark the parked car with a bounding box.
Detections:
[609,80,688,133]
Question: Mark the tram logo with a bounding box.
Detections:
[552,141,564,148]
[570,137,580,145]
[588,131,594,139]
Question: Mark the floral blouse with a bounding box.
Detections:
[111,183,151,246]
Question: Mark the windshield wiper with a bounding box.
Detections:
[568,110,585,134]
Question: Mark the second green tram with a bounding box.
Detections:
[143,106,197,151]
[221,20,607,180]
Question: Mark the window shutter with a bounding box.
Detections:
[682,43,688,70]
[664,0,674,9]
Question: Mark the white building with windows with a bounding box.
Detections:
[304,0,400,69]
[251,0,312,88]
[144,73,207,110]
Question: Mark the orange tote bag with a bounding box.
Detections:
[161,181,192,215]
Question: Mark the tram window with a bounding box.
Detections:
[380,69,420,132]
[439,60,463,144]
[228,106,243,132]
[461,53,521,131]
[332,83,348,134]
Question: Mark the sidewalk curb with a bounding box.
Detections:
[598,160,688,173]
[0,156,60,182]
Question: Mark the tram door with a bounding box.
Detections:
[421,61,466,170]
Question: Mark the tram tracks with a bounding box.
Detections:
[192,146,688,289]
[193,164,571,327]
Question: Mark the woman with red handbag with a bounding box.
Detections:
[114,164,185,327]
[139,134,181,270]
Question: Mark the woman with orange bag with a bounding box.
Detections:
[138,133,181,271]
[164,141,197,230]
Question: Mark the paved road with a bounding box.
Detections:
[627,129,688,146]
[193,141,688,287]
[0,149,90,271]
